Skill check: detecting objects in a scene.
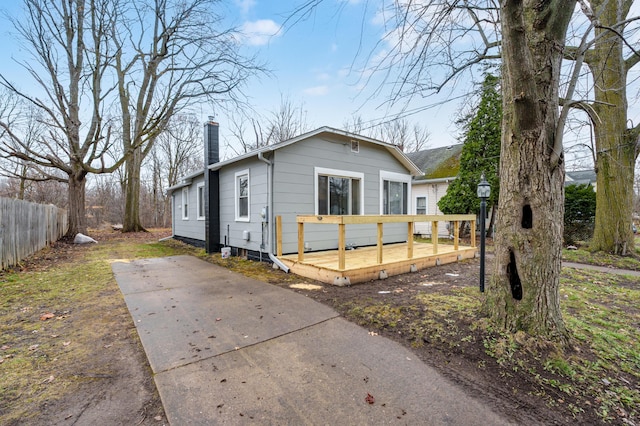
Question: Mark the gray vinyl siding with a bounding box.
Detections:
[218,158,268,252]
[272,136,412,254]
[172,175,205,241]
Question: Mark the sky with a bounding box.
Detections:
[3,1,636,168]
[0,0,468,167]
[210,0,466,157]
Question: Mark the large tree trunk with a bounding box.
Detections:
[66,170,87,238]
[122,147,146,232]
[588,0,636,255]
[484,1,573,341]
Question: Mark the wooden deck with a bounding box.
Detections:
[277,213,478,285]
[280,241,477,285]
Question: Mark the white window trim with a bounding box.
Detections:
[196,182,205,221]
[415,195,428,215]
[314,167,364,215]
[380,170,412,214]
[181,187,189,220]
[235,169,250,222]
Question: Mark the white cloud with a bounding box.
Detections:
[317,72,331,81]
[241,20,282,46]
[303,85,329,96]
[235,0,256,15]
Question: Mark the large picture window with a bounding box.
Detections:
[197,182,205,220]
[315,167,363,215]
[235,170,250,221]
[380,171,411,215]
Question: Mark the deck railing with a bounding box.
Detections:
[287,214,477,270]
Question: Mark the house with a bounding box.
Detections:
[565,170,597,190]
[406,144,463,237]
[168,122,424,268]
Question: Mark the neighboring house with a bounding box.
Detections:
[168,122,423,264]
[406,144,463,237]
[565,170,597,190]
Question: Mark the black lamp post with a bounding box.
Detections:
[477,173,491,293]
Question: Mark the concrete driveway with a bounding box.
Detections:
[113,255,513,425]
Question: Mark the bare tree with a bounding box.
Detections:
[110,0,263,232]
[342,114,368,135]
[269,96,309,142]
[226,110,283,156]
[227,96,310,155]
[150,113,203,226]
[410,123,431,153]
[0,0,121,238]
[373,118,430,152]
[563,0,640,254]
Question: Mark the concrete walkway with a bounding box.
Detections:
[563,261,640,277]
[113,255,513,425]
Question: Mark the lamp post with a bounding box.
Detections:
[477,173,491,293]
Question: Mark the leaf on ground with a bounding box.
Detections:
[63,341,71,346]
[40,313,55,321]
[29,344,40,351]
[42,375,55,384]
[365,393,375,404]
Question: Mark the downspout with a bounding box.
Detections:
[257,151,290,273]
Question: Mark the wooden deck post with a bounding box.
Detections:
[453,220,459,251]
[407,221,414,259]
[276,215,283,257]
[298,222,304,262]
[471,219,477,248]
[377,222,383,264]
[432,221,438,254]
[338,223,346,270]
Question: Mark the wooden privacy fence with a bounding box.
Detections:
[0,197,68,270]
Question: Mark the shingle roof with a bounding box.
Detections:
[406,144,463,180]
[565,170,596,186]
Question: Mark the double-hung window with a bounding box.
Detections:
[235,170,250,221]
[416,196,427,215]
[181,187,189,220]
[380,171,411,215]
[315,167,363,215]
[196,182,205,220]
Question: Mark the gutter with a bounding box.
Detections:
[257,151,290,273]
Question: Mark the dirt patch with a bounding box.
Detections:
[269,258,637,426]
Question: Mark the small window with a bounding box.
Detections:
[181,187,189,220]
[351,140,359,153]
[416,196,427,215]
[196,182,205,220]
[315,167,363,215]
[235,170,250,221]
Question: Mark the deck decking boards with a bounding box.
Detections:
[280,242,477,285]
